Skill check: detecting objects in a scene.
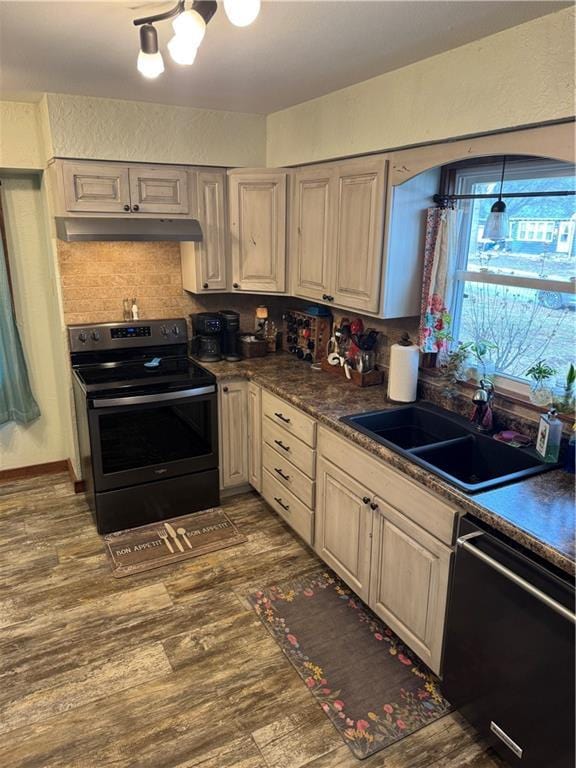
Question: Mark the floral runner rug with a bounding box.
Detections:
[248,570,451,759]
[103,508,246,578]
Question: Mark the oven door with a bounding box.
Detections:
[87,385,218,492]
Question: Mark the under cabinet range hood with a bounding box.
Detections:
[55,217,203,243]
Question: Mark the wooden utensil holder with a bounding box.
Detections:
[320,358,384,387]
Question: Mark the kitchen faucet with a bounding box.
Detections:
[471,379,494,432]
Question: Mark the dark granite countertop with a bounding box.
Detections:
[199,353,575,576]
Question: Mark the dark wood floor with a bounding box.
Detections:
[0,473,505,768]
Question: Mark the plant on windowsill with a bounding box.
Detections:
[553,363,576,415]
[525,359,557,407]
[461,340,498,384]
[438,342,469,397]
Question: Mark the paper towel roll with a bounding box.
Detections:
[388,341,419,402]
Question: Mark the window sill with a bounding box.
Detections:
[419,368,574,426]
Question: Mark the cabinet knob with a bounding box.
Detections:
[322,294,328,301]
[123,204,130,212]
[327,295,334,302]
[370,502,378,510]
[233,282,239,289]
[222,386,229,393]
[203,282,209,289]
[132,204,140,212]
[362,496,370,504]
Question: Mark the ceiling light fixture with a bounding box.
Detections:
[137,24,165,79]
[134,1,259,78]
[483,156,510,241]
[224,0,261,27]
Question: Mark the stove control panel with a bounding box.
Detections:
[68,319,188,353]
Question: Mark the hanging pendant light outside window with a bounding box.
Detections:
[484,156,509,241]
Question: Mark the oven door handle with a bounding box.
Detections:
[91,385,216,408]
[457,532,576,624]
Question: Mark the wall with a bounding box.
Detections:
[266,7,576,167]
[43,93,266,167]
[0,101,45,170]
[57,240,290,330]
[0,175,71,470]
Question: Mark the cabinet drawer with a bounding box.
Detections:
[263,442,315,508]
[263,418,316,479]
[262,390,316,448]
[262,469,314,546]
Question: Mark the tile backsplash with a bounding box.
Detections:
[57,240,418,367]
[57,241,288,330]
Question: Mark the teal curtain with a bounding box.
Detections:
[0,235,40,425]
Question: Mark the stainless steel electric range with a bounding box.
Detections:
[69,319,219,534]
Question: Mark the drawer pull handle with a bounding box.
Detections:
[274,412,291,424]
[274,497,290,511]
[274,467,290,481]
[274,439,290,452]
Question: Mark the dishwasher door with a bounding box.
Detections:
[442,517,575,768]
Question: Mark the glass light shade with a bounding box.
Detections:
[172,9,206,47]
[224,0,261,27]
[483,201,509,241]
[137,50,165,79]
[168,35,198,66]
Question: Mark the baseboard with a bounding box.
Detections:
[220,484,254,499]
[66,459,86,494]
[0,459,69,483]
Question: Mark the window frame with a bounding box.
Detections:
[445,157,575,394]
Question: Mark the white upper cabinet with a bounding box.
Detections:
[332,156,387,313]
[52,159,192,217]
[128,166,189,215]
[181,169,229,293]
[290,155,388,315]
[61,162,131,214]
[291,165,335,302]
[228,169,287,293]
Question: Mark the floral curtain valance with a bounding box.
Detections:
[419,207,459,356]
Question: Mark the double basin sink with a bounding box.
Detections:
[341,402,555,494]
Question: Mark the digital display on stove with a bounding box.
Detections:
[111,326,151,339]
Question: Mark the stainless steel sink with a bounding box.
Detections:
[341,403,556,493]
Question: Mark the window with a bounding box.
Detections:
[448,158,576,390]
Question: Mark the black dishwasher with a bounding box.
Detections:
[442,516,575,768]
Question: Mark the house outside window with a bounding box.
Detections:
[447,158,576,394]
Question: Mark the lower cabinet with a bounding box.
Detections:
[218,379,248,490]
[315,457,373,602]
[247,382,262,492]
[316,425,454,675]
[369,497,452,674]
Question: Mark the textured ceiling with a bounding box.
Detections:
[0,1,569,113]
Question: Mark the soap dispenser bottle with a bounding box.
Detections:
[536,408,562,463]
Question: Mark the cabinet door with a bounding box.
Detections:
[291,166,334,302]
[129,166,189,214]
[62,162,131,213]
[219,380,248,490]
[315,457,373,602]
[191,170,228,291]
[247,382,262,492]
[369,498,452,674]
[228,170,286,293]
[332,157,387,313]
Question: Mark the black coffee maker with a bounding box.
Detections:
[220,310,241,361]
[191,312,223,361]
